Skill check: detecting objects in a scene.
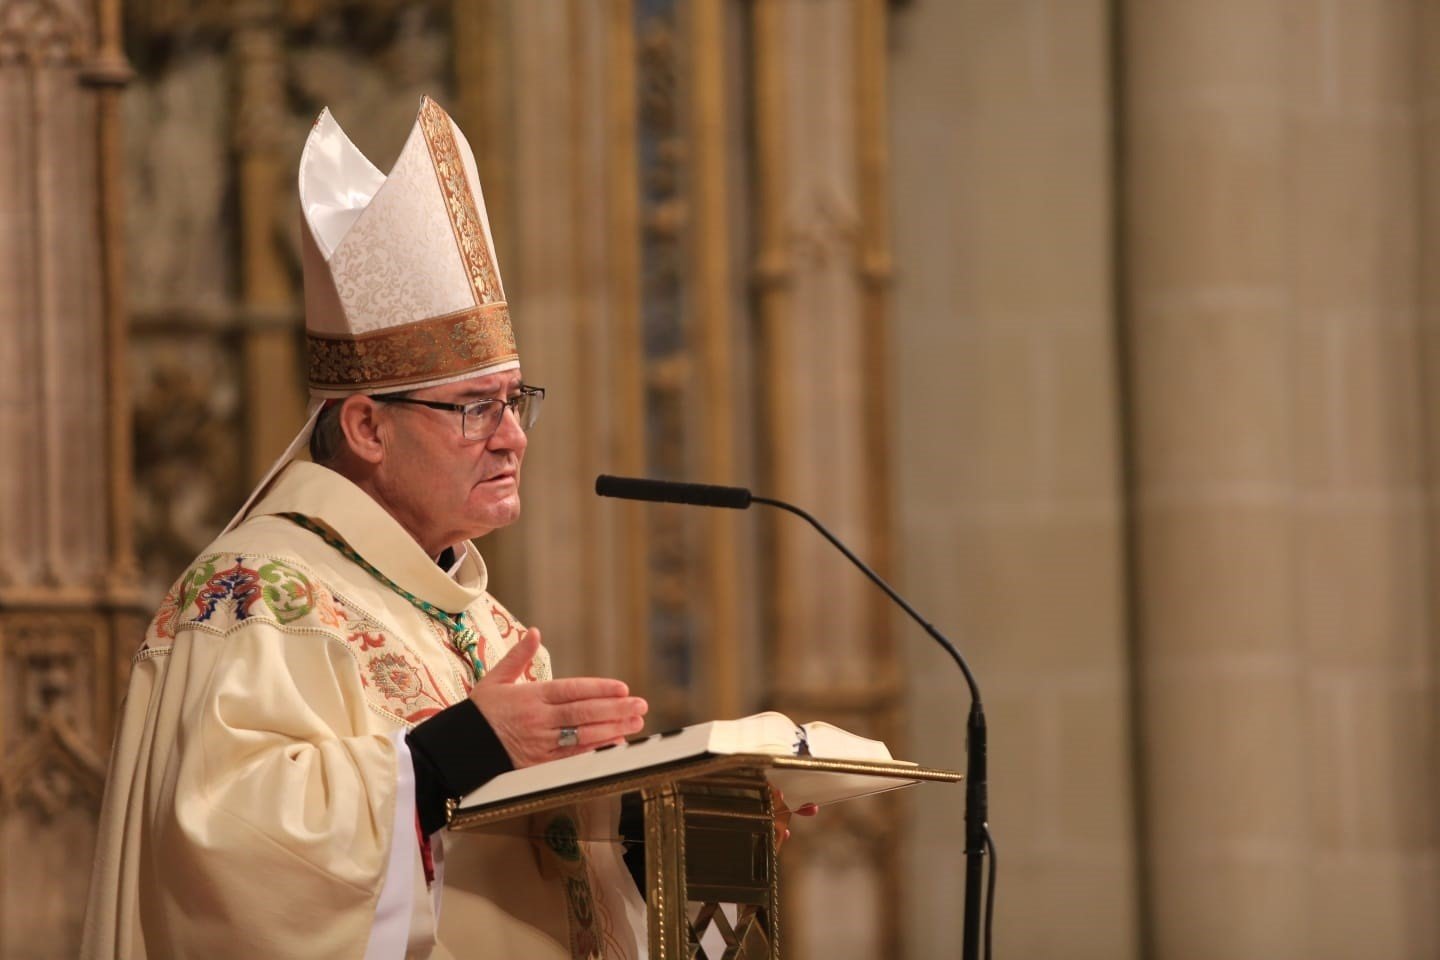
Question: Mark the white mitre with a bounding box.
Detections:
[225,95,517,532]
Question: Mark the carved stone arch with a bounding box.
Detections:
[0,715,108,821]
[0,0,90,66]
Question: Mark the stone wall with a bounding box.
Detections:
[891,0,1440,957]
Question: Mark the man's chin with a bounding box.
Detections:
[469,498,521,535]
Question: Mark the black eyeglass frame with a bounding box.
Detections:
[373,384,546,442]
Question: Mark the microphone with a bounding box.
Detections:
[594,473,993,960]
[595,474,752,510]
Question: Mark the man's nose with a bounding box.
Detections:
[488,404,527,450]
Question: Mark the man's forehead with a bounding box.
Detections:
[415,370,522,400]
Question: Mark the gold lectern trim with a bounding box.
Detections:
[445,753,961,831]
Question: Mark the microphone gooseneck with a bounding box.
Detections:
[595,474,993,960]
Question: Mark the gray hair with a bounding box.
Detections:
[308,401,347,465]
[310,393,411,465]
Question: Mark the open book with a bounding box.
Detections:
[454,711,920,815]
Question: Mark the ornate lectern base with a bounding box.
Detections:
[447,753,961,960]
[643,768,779,959]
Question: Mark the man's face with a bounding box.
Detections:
[371,369,528,554]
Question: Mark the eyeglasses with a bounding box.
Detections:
[374,385,546,442]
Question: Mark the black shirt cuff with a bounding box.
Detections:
[406,699,514,835]
[619,791,646,892]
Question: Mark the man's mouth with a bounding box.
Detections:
[479,466,517,484]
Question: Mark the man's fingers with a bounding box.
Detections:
[484,628,542,685]
[554,716,647,754]
[542,676,631,703]
[553,696,648,727]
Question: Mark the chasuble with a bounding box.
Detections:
[82,461,646,959]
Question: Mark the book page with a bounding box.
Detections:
[799,721,902,763]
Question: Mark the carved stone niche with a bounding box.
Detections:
[0,613,109,958]
[0,615,107,820]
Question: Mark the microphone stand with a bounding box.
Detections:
[594,475,992,958]
[750,496,989,960]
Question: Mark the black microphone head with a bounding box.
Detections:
[595,475,752,509]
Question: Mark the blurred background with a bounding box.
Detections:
[2,0,1438,957]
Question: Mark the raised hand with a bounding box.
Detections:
[469,627,648,768]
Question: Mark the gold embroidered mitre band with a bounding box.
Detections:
[308,302,516,392]
[299,95,518,395]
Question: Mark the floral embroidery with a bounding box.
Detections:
[492,604,516,638]
[182,557,334,628]
[175,559,217,614]
[361,645,447,724]
[193,560,264,623]
[316,597,347,630]
[351,631,386,651]
[138,552,535,727]
[153,588,180,642]
[334,602,457,723]
[369,652,423,701]
[256,560,319,624]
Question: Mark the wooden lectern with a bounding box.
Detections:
[448,753,962,959]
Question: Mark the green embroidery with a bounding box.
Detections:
[280,512,485,680]
[256,559,317,624]
[175,559,217,614]
[544,814,583,862]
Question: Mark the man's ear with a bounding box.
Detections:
[338,395,386,465]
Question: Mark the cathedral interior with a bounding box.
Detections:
[3,0,1440,957]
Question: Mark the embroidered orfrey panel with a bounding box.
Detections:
[145,553,470,725]
[417,96,504,307]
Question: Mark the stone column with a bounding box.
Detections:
[889,1,1136,957]
[1121,2,1309,956]
[752,1,901,956]
[1117,3,1399,955]
[1127,1,1440,955]
[232,0,304,486]
[1293,1,1439,957]
[455,1,659,689]
[0,0,141,954]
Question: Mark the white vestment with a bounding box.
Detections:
[82,461,645,959]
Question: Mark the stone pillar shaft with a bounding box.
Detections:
[1122,3,1308,955]
[0,0,140,954]
[1122,1,1439,956]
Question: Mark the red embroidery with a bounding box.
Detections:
[317,598,347,629]
[153,590,180,641]
[491,605,515,638]
[193,560,264,622]
[370,652,423,700]
[350,631,387,651]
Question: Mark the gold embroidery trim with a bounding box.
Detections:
[417,96,503,306]
[307,302,517,390]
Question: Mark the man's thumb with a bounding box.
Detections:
[485,628,541,684]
